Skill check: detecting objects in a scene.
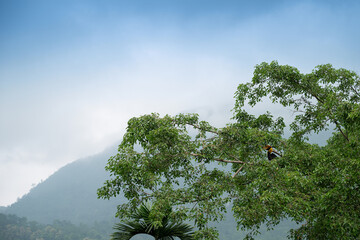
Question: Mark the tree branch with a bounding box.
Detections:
[232,165,245,178]
[186,123,219,135]
[351,86,360,98]
[308,89,349,142]
[190,153,246,164]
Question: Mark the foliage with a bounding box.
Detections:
[0,213,109,240]
[111,202,194,240]
[236,61,360,239]
[98,61,360,239]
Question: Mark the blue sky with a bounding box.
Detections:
[1,0,360,206]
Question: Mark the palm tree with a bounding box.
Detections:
[111,202,194,240]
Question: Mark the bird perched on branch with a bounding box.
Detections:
[264,145,282,161]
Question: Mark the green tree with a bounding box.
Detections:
[111,202,194,240]
[98,61,360,239]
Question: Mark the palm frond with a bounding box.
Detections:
[111,202,194,240]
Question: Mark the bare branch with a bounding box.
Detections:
[228,154,243,162]
[189,153,245,164]
[232,165,245,178]
[214,157,246,164]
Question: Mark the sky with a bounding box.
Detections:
[1,0,360,206]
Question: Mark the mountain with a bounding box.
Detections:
[0,206,5,213]
[5,146,121,225]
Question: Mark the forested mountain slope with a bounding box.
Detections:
[0,213,110,240]
[5,147,120,225]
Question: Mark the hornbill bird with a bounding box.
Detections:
[264,145,282,161]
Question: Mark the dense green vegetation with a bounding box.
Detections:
[98,62,360,239]
[0,213,110,240]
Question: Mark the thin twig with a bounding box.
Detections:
[190,153,245,164]
[351,86,360,97]
[232,165,245,178]
[309,90,349,142]
[186,123,219,135]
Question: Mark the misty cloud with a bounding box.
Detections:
[1,0,360,206]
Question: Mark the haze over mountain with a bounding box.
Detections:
[4,146,120,225]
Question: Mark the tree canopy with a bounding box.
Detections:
[98,61,360,239]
